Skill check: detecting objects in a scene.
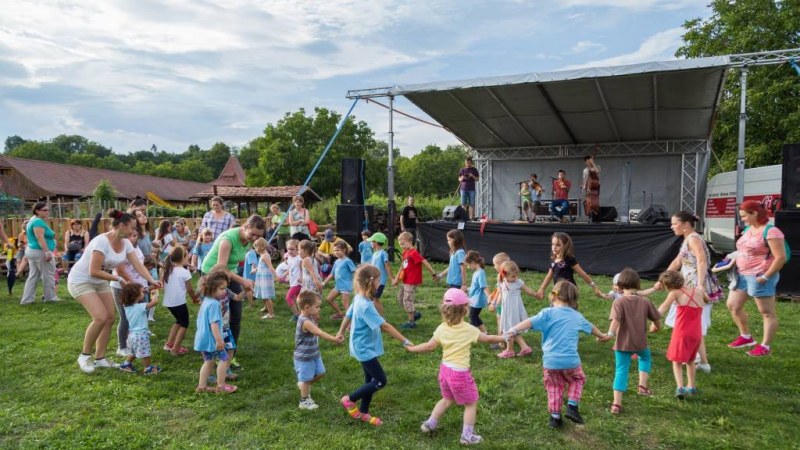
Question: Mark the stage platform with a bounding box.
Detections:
[417,221,681,278]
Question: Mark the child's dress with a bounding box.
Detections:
[666,289,703,364]
[499,279,528,333]
[301,257,320,294]
[254,257,275,300]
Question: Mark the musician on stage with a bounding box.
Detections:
[458,156,479,220]
[529,173,545,213]
[551,170,571,223]
[582,155,601,223]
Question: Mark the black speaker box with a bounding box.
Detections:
[442,205,469,221]
[337,204,374,235]
[341,159,366,205]
[775,209,800,296]
[782,144,800,210]
[599,206,618,222]
[338,233,365,262]
[638,205,669,224]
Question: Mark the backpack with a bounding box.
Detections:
[743,224,791,262]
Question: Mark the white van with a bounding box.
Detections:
[703,164,782,254]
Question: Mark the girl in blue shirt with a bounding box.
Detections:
[437,229,467,291]
[194,270,237,394]
[323,241,357,320]
[466,250,489,333]
[336,264,413,427]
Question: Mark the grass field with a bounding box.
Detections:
[1,264,799,449]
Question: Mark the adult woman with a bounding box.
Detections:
[155,219,173,260]
[130,208,153,257]
[68,209,161,373]
[62,220,90,273]
[200,196,235,240]
[20,202,59,304]
[287,196,311,240]
[726,200,787,357]
[664,211,723,372]
[201,215,267,367]
[269,203,290,253]
[171,218,193,251]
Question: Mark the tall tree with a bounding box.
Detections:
[677,0,800,174]
[4,135,26,153]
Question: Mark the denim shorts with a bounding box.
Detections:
[732,273,780,298]
[460,190,476,207]
[201,350,229,362]
[294,356,325,382]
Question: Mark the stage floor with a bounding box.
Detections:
[417,220,681,278]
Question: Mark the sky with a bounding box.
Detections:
[0,0,710,157]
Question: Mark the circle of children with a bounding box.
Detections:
[73,212,723,447]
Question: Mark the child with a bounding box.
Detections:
[608,268,661,414]
[111,227,148,357]
[119,284,162,374]
[300,239,324,296]
[505,281,610,428]
[520,182,533,222]
[336,264,413,427]
[194,270,237,394]
[487,252,510,350]
[535,232,607,300]
[275,259,290,284]
[162,246,199,356]
[608,272,660,302]
[436,229,467,291]
[294,290,345,410]
[284,239,303,321]
[392,231,437,329]
[496,261,536,358]
[243,244,258,308]
[144,255,159,322]
[323,240,357,320]
[252,238,278,320]
[210,266,246,381]
[465,250,489,333]
[408,288,505,445]
[149,241,162,268]
[358,230,373,265]
[654,270,706,399]
[155,220,174,263]
[368,232,393,315]
[191,228,214,275]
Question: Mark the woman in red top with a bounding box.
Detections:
[726,200,787,357]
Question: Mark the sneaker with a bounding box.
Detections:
[696,363,711,373]
[230,358,241,370]
[459,434,483,445]
[728,335,756,349]
[747,344,771,357]
[400,321,417,329]
[116,348,130,358]
[548,416,563,429]
[298,397,319,410]
[119,361,136,373]
[675,387,687,400]
[144,365,161,375]
[685,387,698,396]
[77,354,95,374]
[261,314,274,320]
[413,311,422,321]
[94,357,119,369]
[226,368,239,380]
[149,331,156,337]
[420,420,436,433]
[259,307,268,313]
[148,318,156,322]
[565,404,584,424]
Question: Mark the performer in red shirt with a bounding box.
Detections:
[551,170,572,223]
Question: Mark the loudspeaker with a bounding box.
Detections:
[599,206,618,222]
[338,233,365,262]
[442,205,469,221]
[782,144,800,210]
[341,159,366,205]
[638,205,669,224]
[775,209,800,296]
[336,204,374,235]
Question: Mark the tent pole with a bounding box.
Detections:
[735,66,748,234]
[387,95,396,261]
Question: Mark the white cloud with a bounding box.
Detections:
[556,0,703,11]
[571,40,606,54]
[561,27,685,70]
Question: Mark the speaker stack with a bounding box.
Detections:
[637,205,669,224]
[338,159,372,261]
[777,144,800,296]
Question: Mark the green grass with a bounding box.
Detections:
[2,266,799,449]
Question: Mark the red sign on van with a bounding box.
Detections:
[705,194,781,218]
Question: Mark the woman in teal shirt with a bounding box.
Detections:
[21,202,58,304]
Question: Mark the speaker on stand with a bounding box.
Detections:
[341,159,366,205]
[782,144,800,210]
[337,204,374,235]
[775,209,800,296]
[638,205,669,224]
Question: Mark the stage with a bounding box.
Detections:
[417,220,681,278]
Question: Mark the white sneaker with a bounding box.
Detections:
[77,354,95,374]
[695,353,702,364]
[93,357,119,369]
[116,348,130,357]
[298,398,319,410]
[697,363,711,373]
[148,318,156,322]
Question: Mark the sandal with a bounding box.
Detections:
[360,414,383,426]
[341,396,361,419]
[516,347,533,357]
[195,385,215,393]
[497,350,516,359]
[637,385,653,396]
[216,384,238,394]
[610,404,623,415]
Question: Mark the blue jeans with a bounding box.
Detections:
[613,348,652,392]
[460,190,476,207]
[551,199,570,218]
[349,358,387,414]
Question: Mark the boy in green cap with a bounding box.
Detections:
[368,232,392,316]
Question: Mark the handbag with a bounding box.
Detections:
[67,241,83,253]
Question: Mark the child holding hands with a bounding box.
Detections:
[392,231,437,329]
[118,283,162,375]
[465,250,490,333]
[408,288,505,446]
[497,261,536,358]
[252,238,278,319]
[323,241,356,320]
[505,280,610,428]
[536,232,608,300]
[435,229,467,291]
[194,270,237,394]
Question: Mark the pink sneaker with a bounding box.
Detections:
[747,344,771,357]
[728,336,756,349]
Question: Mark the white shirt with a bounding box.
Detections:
[68,235,134,285]
[162,266,192,307]
[110,247,146,289]
[287,255,302,287]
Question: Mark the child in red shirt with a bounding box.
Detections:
[393,231,437,329]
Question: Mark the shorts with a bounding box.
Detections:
[62,251,82,262]
[286,285,302,306]
[460,190,476,207]
[167,304,190,328]
[438,364,479,405]
[375,284,385,299]
[201,350,230,362]
[222,327,236,351]
[294,356,326,382]
[732,273,780,298]
[68,281,112,298]
[127,331,151,359]
[397,284,417,312]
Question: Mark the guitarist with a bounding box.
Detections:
[582,155,601,223]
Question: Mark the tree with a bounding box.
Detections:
[677,0,800,174]
[8,141,69,163]
[395,144,468,197]
[4,135,26,153]
[92,179,117,210]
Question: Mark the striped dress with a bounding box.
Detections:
[301,257,321,294]
[254,257,275,300]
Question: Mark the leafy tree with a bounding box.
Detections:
[8,141,69,163]
[206,142,232,175]
[677,0,800,174]
[396,144,467,197]
[92,179,117,209]
[4,135,26,153]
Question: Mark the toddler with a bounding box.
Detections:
[392,231,436,329]
[194,270,237,394]
[284,239,303,320]
[252,238,278,319]
[358,230,373,265]
[497,261,536,358]
[323,240,357,320]
[191,228,214,275]
[162,246,199,356]
[487,252,510,349]
[119,284,161,374]
[465,250,489,333]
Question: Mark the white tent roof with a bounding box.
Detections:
[390,56,730,148]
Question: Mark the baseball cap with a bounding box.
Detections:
[367,232,387,244]
[324,229,334,242]
[443,288,469,305]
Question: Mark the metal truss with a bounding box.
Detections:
[346,87,393,99]
[681,151,699,215]
[728,48,800,67]
[476,158,491,218]
[475,139,708,161]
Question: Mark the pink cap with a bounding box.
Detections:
[443,288,469,305]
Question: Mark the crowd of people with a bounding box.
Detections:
[2,194,788,446]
